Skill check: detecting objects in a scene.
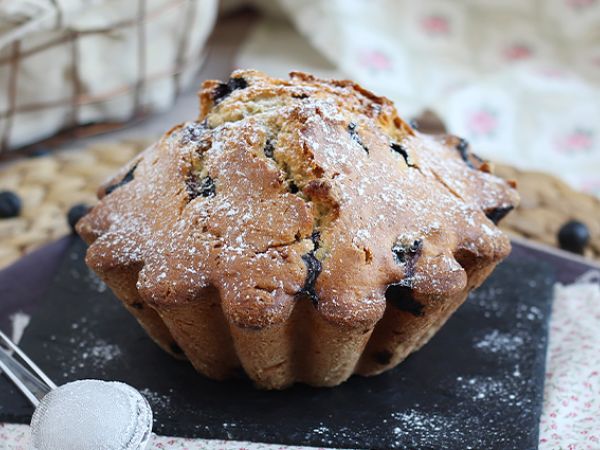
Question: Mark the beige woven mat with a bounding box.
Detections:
[0,140,147,267]
[0,140,599,269]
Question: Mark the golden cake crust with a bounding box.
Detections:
[77,70,518,388]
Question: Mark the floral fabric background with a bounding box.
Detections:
[237,0,600,197]
[538,273,600,449]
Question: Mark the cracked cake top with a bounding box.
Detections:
[77,70,519,330]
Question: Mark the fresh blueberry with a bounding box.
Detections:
[558,220,590,255]
[67,204,90,232]
[0,191,22,218]
[28,148,50,158]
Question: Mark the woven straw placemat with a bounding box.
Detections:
[0,140,146,267]
[0,140,599,269]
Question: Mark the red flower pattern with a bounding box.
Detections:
[566,0,597,10]
[466,108,498,137]
[503,44,533,61]
[539,280,600,448]
[420,14,450,35]
[555,129,595,153]
[358,49,393,72]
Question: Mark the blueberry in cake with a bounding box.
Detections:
[77,70,519,389]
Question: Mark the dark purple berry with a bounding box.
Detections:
[392,239,423,265]
[28,148,50,158]
[187,175,216,199]
[373,350,393,365]
[310,230,321,250]
[455,137,474,169]
[105,164,137,195]
[298,253,322,305]
[183,122,206,143]
[67,204,90,232]
[386,283,424,317]
[170,342,184,355]
[558,220,590,255]
[264,140,274,158]
[347,122,369,154]
[297,231,322,304]
[288,181,299,194]
[213,77,248,103]
[0,191,21,218]
[485,205,514,225]
[392,240,423,282]
[391,142,413,167]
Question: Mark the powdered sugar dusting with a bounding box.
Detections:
[474,329,524,353]
[44,313,125,378]
[80,69,517,330]
[81,341,122,366]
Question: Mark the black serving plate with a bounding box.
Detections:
[1,237,557,449]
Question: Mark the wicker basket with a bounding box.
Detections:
[0,0,217,155]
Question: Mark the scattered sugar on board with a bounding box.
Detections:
[139,388,174,424]
[41,314,124,378]
[80,341,122,366]
[295,281,539,448]
[474,329,524,354]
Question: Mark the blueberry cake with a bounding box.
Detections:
[77,70,519,389]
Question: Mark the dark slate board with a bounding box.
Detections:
[1,238,555,449]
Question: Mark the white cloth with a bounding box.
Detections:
[237,0,600,197]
